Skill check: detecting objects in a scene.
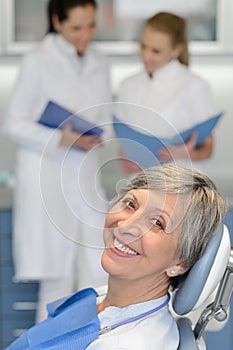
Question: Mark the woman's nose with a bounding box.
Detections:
[142,49,152,61]
[117,214,148,238]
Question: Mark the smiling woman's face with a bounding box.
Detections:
[140,26,183,76]
[52,4,96,55]
[102,189,186,286]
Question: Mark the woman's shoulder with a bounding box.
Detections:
[20,34,56,64]
[119,70,147,90]
[177,61,211,90]
[88,45,108,59]
[86,45,110,70]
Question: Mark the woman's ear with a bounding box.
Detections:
[52,14,61,32]
[166,263,186,277]
[172,43,184,59]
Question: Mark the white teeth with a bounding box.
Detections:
[113,238,138,255]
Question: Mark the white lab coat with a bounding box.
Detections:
[87,286,179,350]
[3,34,111,282]
[116,59,216,170]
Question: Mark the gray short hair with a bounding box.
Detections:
[119,164,227,271]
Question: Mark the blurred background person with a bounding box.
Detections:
[115,12,218,174]
[3,0,111,323]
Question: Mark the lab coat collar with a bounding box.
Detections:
[151,59,182,81]
[98,291,169,329]
[55,34,76,55]
[55,33,95,66]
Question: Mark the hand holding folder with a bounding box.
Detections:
[38,101,104,136]
[113,113,223,168]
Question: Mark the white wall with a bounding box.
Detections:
[0,55,233,199]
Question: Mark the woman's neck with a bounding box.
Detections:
[97,275,169,313]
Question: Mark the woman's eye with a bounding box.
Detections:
[123,199,135,209]
[152,49,161,54]
[151,218,164,230]
[140,43,145,50]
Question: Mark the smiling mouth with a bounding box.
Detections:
[113,238,139,256]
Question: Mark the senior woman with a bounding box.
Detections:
[6,164,227,350]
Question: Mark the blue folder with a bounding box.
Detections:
[38,101,104,136]
[113,112,223,168]
[170,112,223,147]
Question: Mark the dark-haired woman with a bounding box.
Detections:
[3,0,111,322]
